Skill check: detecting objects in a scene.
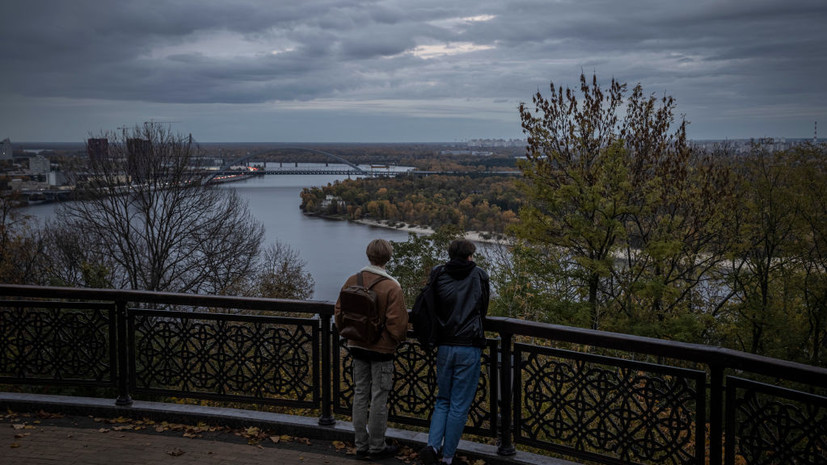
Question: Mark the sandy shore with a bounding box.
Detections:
[352,218,508,244]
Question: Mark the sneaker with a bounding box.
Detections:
[369,444,399,460]
[418,445,438,465]
[355,449,370,460]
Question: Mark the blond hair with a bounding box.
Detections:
[366,239,393,266]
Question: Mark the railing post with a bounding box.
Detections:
[709,365,724,465]
[497,331,516,456]
[318,313,336,425]
[115,299,132,406]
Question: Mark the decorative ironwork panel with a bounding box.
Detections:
[514,344,705,465]
[334,329,497,437]
[0,302,115,385]
[130,310,319,407]
[725,376,827,465]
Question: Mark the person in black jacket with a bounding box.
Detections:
[419,239,489,465]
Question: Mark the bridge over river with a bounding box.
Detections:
[207,146,520,182]
[206,147,384,182]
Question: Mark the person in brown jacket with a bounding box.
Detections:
[335,238,408,460]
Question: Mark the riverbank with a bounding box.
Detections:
[352,218,508,244]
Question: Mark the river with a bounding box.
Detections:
[22,163,414,302]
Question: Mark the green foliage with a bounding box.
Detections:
[0,194,44,285]
[716,142,827,365]
[517,72,737,345]
[300,173,521,235]
[518,73,694,330]
[250,241,315,300]
[488,241,591,326]
[79,262,114,289]
[386,225,464,307]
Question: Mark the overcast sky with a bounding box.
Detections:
[1,0,825,143]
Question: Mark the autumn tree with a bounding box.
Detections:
[58,122,264,294]
[517,74,634,329]
[795,145,827,366]
[718,142,827,363]
[0,193,44,284]
[38,220,117,288]
[488,240,591,326]
[387,225,465,307]
[517,73,731,336]
[251,241,315,300]
[608,87,734,341]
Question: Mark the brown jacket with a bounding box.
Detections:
[334,269,408,354]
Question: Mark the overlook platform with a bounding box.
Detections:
[2,285,825,465]
[0,393,563,465]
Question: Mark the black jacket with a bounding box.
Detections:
[433,259,489,348]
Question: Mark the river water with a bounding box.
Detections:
[22,163,414,302]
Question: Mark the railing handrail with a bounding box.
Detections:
[4,284,826,383]
[0,284,333,315]
[3,283,826,465]
[485,316,827,385]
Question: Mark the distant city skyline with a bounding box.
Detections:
[1,1,826,143]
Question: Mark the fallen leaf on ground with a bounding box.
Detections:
[269,436,280,444]
[167,448,185,457]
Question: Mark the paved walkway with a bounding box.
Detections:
[1,411,408,465]
[0,393,562,465]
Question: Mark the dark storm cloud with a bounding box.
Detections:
[1,0,825,141]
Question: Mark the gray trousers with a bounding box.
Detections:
[352,358,394,453]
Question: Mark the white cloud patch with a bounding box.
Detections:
[410,42,496,59]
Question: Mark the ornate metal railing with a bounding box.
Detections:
[1,284,826,465]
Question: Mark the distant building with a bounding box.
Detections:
[1,138,12,160]
[127,138,152,181]
[29,155,51,175]
[467,138,524,148]
[48,171,68,186]
[87,138,109,163]
[439,149,494,156]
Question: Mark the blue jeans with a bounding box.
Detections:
[427,345,482,460]
[352,358,394,453]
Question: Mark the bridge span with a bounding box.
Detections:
[211,165,401,181]
[206,147,374,183]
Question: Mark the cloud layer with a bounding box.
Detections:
[2,0,825,142]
